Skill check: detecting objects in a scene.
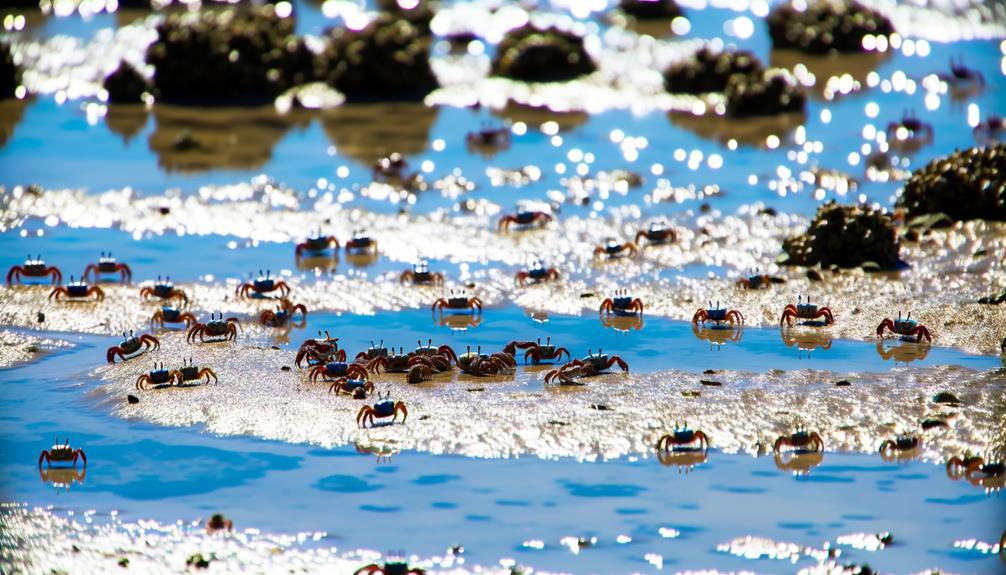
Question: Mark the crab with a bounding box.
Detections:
[187,312,241,343]
[236,270,290,299]
[692,301,744,326]
[260,299,308,328]
[635,221,677,246]
[48,277,105,302]
[408,352,453,374]
[206,514,233,534]
[735,269,785,290]
[458,346,517,376]
[174,358,218,386]
[107,330,160,363]
[544,350,629,385]
[295,232,340,258]
[939,56,985,91]
[518,337,571,365]
[973,114,1004,142]
[407,363,434,384]
[82,252,132,283]
[38,437,87,468]
[136,362,176,390]
[329,377,375,399]
[150,306,197,328]
[515,258,560,286]
[497,210,552,233]
[7,255,62,285]
[298,332,345,368]
[876,311,932,343]
[779,295,834,326]
[369,347,411,374]
[656,422,710,452]
[345,230,378,255]
[140,276,189,305]
[594,238,638,260]
[354,559,425,575]
[357,392,408,428]
[886,110,933,147]
[372,152,412,182]
[946,454,1005,483]
[879,434,921,463]
[309,360,369,384]
[400,261,443,286]
[600,288,644,316]
[773,427,825,453]
[432,289,482,315]
[693,323,743,349]
[466,122,512,154]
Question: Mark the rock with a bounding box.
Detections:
[619,0,683,20]
[1,41,21,100]
[663,47,763,95]
[319,9,437,101]
[725,68,806,117]
[186,554,210,569]
[898,144,1006,222]
[835,380,851,386]
[491,25,597,83]
[782,201,901,270]
[103,62,149,104]
[700,379,722,386]
[127,394,140,404]
[932,391,962,406]
[146,5,315,105]
[767,0,895,54]
[807,269,824,282]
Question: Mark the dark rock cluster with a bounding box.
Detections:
[619,0,683,20]
[898,144,1006,222]
[146,5,315,104]
[491,26,597,83]
[103,62,150,104]
[782,201,901,270]
[724,68,806,117]
[1,42,21,100]
[767,0,895,54]
[663,47,763,94]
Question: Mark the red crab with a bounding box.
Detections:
[780,295,834,326]
[692,302,744,326]
[237,270,290,299]
[82,252,132,283]
[357,392,408,428]
[600,288,643,316]
[466,122,512,154]
[594,238,638,260]
[876,311,932,343]
[297,331,345,368]
[773,427,825,453]
[295,232,339,258]
[515,259,560,286]
[354,559,425,575]
[432,289,482,314]
[735,269,785,289]
[48,277,105,302]
[879,434,921,463]
[400,261,443,286]
[38,437,86,468]
[458,346,517,376]
[7,255,62,285]
[657,422,709,452]
[309,360,369,384]
[345,230,378,255]
[498,210,552,233]
[329,377,375,399]
[939,55,985,90]
[107,330,160,363]
[136,362,177,390]
[886,110,933,147]
[150,306,197,328]
[635,221,677,246]
[544,350,629,385]
[187,312,241,343]
[139,276,189,305]
[260,299,308,328]
[513,337,570,364]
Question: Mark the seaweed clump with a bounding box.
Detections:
[318,8,437,101]
[725,68,805,117]
[491,26,597,83]
[767,0,894,54]
[619,0,683,20]
[898,144,1006,222]
[1,42,21,100]
[146,5,315,104]
[103,62,150,104]
[663,47,763,94]
[782,201,901,269]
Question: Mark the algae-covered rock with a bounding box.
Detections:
[1,42,21,100]
[725,68,805,117]
[103,61,150,104]
[782,201,901,269]
[768,0,894,54]
[491,26,597,83]
[619,0,683,20]
[898,144,1006,222]
[663,47,763,95]
[319,10,437,101]
[146,5,315,104]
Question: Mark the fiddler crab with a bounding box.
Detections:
[175,357,218,386]
[879,434,921,463]
[48,277,105,302]
[237,270,290,299]
[345,230,378,255]
[357,391,408,428]
[82,252,132,284]
[657,422,709,452]
[400,261,443,286]
[354,558,425,575]
[773,426,825,453]
[329,376,375,399]
[407,352,454,383]
[309,359,369,384]
[973,114,1004,142]
[260,299,308,328]
[38,437,86,468]
[7,255,62,285]
[735,268,785,290]
[353,339,390,370]
[515,258,560,286]
[779,295,834,326]
[939,56,985,92]
[432,289,482,315]
[600,288,644,316]
[206,513,233,534]
[466,121,512,154]
[876,311,932,343]
[295,231,339,258]
[458,345,517,376]
[544,349,629,385]
[187,312,241,343]
[297,331,345,368]
[692,301,744,326]
[372,152,412,183]
[150,306,197,328]
[594,238,638,260]
[635,221,677,247]
[497,209,553,233]
[506,337,570,365]
[140,276,189,305]
[370,340,459,374]
[106,330,160,363]
[886,110,934,148]
[946,453,1005,489]
[136,362,175,390]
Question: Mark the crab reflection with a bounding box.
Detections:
[295,253,339,273]
[692,323,742,350]
[345,252,379,268]
[39,466,86,495]
[599,313,644,334]
[105,104,149,144]
[780,328,832,358]
[774,451,824,476]
[355,441,399,464]
[669,110,804,147]
[657,449,708,474]
[875,339,930,364]
[770,49,888,100]
[434,312,483,334]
